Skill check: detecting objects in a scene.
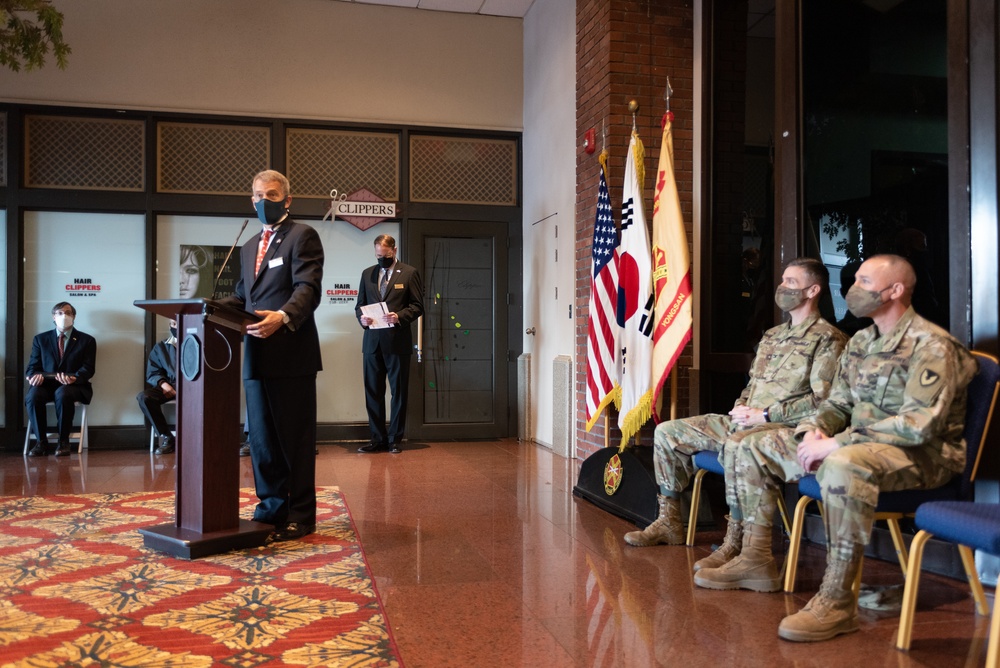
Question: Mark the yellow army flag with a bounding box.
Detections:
[651,118,693,421]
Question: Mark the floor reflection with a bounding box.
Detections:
[1,440,989,667]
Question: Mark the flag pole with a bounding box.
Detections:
[670,366,678,421]
[651,75,692,424]
[665,76,679,424]
[602,122,610,452]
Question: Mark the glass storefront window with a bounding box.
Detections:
[805,0,949,331]
[0,210,5,427]
[23,211,146,427]
[156,215,399,423]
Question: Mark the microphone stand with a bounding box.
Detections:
[211,219,249,300]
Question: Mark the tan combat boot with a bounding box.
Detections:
[693,514,742,571]
[624,494,685,546]
[778,548,863,642]
[692,521,781,591]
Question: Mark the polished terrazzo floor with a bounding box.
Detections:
[3,439,991,667]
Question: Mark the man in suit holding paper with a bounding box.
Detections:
[220,169,324,543]
[355,234,424,453]
[25,301,97,457]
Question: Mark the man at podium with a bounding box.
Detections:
[219,169,324,543]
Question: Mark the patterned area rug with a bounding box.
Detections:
[0,487,402,667]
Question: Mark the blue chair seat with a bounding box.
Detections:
[693,450,725,475]
[798,474,962,514]
[686,449,789,546]
[784,351,1000,593]
[896,501,1000,660]
[913,501,1000,554]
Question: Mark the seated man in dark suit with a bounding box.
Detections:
[137,319,178,455]
[25,301,97,457]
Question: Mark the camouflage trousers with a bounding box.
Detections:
[732,433,955,561]
[652,413,789,509]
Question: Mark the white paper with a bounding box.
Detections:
[361,302,391,329]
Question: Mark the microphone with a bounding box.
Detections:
[211,219,249,300]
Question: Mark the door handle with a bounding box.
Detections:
[525,327,536,335]
[415,315,423,362]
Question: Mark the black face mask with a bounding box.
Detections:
[169,326,178,339]
[377,256,394,269]
[255,198,287,225]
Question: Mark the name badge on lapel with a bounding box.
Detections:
[268,257,284,269]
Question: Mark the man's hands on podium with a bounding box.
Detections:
[247,310,286,339]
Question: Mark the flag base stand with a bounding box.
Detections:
[573,446,659,527]
[574,445,710,529]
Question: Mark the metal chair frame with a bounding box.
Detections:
[686,449,790,546]
[895,502,1000,663]
[783,350,1000,593]
[23,401,90,454]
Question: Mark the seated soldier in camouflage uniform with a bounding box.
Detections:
[697,254,976,642]
[624,258,848,579]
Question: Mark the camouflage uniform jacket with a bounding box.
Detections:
[796,306,977,474]
[735,312,848,425]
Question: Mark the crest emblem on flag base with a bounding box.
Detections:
[603,453,623,495]
[574,446,658,527]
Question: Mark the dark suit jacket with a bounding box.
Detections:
[220,219,324,379]
[144,339,177,388]
[25,328,97,402]
[355,261,424,355]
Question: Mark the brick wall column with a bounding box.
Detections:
[575,0,694,459]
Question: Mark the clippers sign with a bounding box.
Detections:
[66,278,102,298]
[325,187,398,231]
[326,282,359,306]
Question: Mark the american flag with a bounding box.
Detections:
[585,152,620,431]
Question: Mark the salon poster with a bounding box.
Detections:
[178,245,241,299]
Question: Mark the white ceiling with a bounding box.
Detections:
[334,0,535,18]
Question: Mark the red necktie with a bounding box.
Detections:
[58,333,65,359]
[255,229,274,275]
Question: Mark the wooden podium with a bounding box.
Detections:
[134,299,272,558]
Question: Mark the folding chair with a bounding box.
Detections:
[148,399,177,451]
[784,350,1000,592]
[895,501,1000,663]
[23,401,90,454]
[686,449,790,546]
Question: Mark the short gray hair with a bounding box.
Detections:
[251,170,290,198]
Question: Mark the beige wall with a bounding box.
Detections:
[2,0,577,440]
[522,0,576,453]
[0,0,523,130]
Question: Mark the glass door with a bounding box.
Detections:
[406,220,510,440]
